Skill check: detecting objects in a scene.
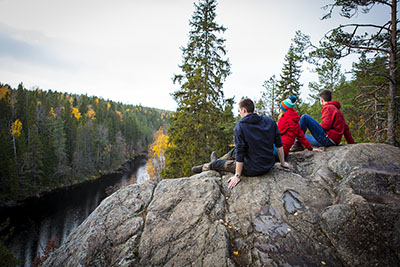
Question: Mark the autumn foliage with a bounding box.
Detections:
[147,127,168,181]
[9,119,22,137]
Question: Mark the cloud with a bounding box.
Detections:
[0,23,78,70]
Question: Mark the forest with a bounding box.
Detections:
[0,83,171,203]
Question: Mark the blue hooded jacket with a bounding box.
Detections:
[234,113,282,176]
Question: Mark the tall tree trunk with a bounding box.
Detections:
[388,0,397,145]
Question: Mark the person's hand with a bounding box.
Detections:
[312,148,323,152]
[227,176,241,189]
[280,161,291,169]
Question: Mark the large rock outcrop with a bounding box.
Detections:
[44,143,400,266]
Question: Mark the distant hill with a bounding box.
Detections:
[0,82,173,202]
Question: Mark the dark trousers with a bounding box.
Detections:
[209,148,260,176]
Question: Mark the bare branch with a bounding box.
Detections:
[364,70,396,83]
[338,22,392,32]
[374,0,392,7]
[355,84,387,101]
[360,111,388,128]
[341,41,389,54]
[358,85,386,89]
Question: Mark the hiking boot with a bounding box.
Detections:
[290,141,304,152]
[210,151,218,162]
[191,165,203,173]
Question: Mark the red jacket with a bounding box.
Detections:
[278,109,312,155]
[321,101,354,145]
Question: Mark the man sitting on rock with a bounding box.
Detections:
[192,98,290,189]
[291,89,354,151]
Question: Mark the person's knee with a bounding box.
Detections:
[300,114,313,126]
[300,114,311,121]
[210,160,226,171]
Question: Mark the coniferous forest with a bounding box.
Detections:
[0,82,172,203]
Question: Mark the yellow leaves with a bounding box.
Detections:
[85,105,96,120]
[103,144,111,153]
[146,127,169,180]
[0,86,11,105]
[10,119,22,137]
[49,107,56,118]
[150,128,168,158]
[115,110,123,121]
[0,86,11,100]
[146,162,156,179]
[107,102,111,110]
[71,107,82,120]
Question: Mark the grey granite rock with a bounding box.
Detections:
[44,143,400,266]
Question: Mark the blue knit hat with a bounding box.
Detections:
[280,96,297,112]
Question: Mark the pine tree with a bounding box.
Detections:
[321,0,399,145]
[276,43,303,105]
[309,57,343,101]
[49,116,69,183]
[258,75,279,119]
[163,0,233,178]
[0,131,18,200]
[15,83,27,128]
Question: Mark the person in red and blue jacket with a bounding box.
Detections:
[274,96,322,157]
[298,90,354,147]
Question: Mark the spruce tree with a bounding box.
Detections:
[276,43,303,105]
[258,75,279,120]
[163,0,233,178]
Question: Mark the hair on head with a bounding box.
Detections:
[239,98,255,113]
[320,90,332,102]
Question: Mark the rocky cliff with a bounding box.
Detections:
[44,143,400,266]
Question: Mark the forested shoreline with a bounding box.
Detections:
[0,83,172,203]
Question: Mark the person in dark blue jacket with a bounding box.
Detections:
[192,98,290,189]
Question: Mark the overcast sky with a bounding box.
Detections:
[0,0,389,111]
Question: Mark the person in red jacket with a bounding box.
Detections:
[297,90,354,148]
[274,96,322,158]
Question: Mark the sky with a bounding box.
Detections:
[0,0,390,111]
